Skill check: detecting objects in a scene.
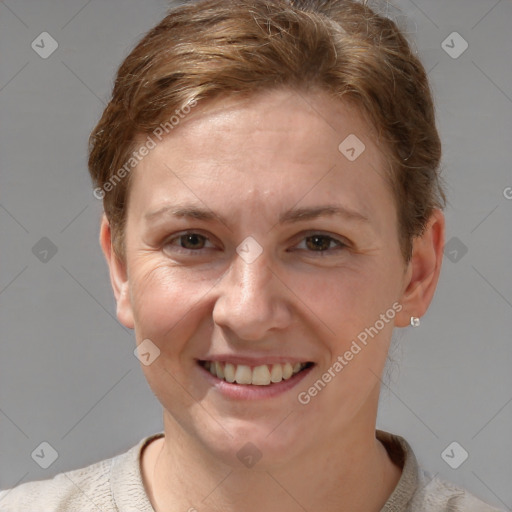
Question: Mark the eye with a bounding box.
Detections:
[293,233,348,254]
[164,231,215,253]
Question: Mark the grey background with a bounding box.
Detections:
[0,0,511,509]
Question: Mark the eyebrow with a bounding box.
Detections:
[279,205,369,224]
[144,203,370,226]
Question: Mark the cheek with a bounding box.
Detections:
[128,262,212,352]
[290,262,398,338]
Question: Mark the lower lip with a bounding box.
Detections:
[197,363,314,400]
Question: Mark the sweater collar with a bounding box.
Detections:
[110,431,164,512]
[376,429,419,511]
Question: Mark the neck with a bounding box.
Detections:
[143,399,402,512]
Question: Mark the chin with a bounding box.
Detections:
[191,416,307,470]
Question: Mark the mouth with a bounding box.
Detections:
[198,360,315,386]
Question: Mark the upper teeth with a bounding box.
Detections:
[203,361,308,386]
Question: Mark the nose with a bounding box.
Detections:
[212,248,293,342]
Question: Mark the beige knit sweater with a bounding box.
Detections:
[0,430,504,511]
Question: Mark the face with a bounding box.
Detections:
[109,88,414,466]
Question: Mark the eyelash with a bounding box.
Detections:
[163,230,349,256]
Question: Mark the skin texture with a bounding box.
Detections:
[100,88,445,512]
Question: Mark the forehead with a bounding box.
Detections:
[128,88,394,225]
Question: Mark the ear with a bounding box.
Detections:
[395,209,445,328]
[99,214,134,329]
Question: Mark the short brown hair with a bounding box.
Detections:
[88,0,446,264]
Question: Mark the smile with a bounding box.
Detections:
[199,360,314,386]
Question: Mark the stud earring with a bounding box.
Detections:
[410,316,420,327]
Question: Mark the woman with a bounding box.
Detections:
[0,0,503,510]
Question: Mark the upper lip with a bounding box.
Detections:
[197,356,314,366]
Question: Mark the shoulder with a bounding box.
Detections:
[410,469,505,512]
[377,429,504,512]
[0,457,114,512]
[0,433,162,512]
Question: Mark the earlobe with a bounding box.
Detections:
[395,209,445,328]
[99,214,135,329]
